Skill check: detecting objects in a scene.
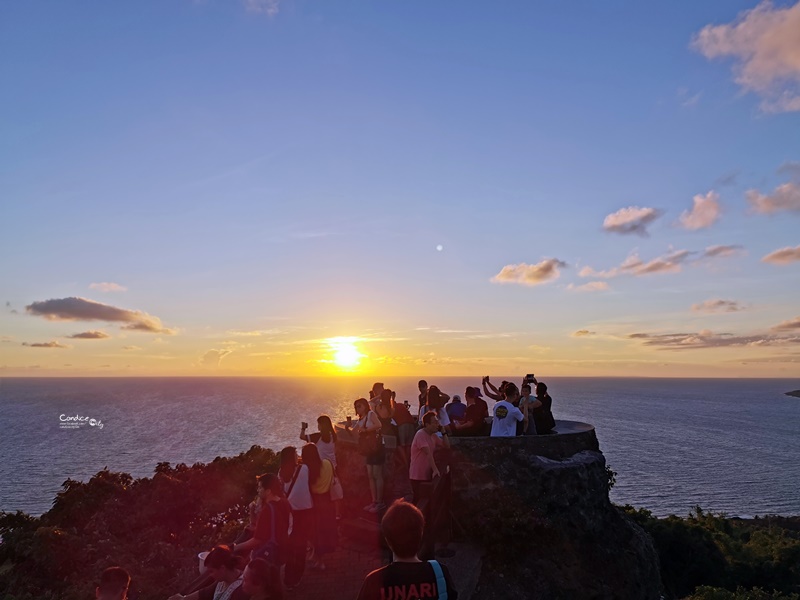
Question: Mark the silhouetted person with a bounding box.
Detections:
[532,381,556,434]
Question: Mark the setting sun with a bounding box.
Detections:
[327,337,364,370]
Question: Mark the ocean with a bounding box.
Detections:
[1,376,798,518]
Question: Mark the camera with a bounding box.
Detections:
[301,421,308,429]
[524,374,535,383]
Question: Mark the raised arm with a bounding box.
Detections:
[482,378,503,401]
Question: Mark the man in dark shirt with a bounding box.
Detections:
[357,500,458,600]
[451,387,488,436]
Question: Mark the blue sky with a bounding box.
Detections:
[2,0,799,377]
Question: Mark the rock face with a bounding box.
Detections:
[335,420,662,599]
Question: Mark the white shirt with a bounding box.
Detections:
[284,464,313,511]
[490,401,524,437]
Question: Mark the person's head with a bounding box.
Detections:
[354,397,370,417]
[536,382,548,397]
[96,567,130,600]
[301,442,322,484]
[381,500,425,560]
[422,411,440,433]
[242,558,281,598]
[279,446,298,482]
[465,386,478,404]
[317,414,337,443]
[204,545,239,581]
[503,382,520,403]
[451,394,462,404]
[499,381,510,394]
[257,473,283,502]
[372,382,385,396]
[521,384,531,396]
[380,388,393,407]
[418,380,428,393]
[427,385,445,410]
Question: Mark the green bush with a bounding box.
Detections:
[622,506,800,599]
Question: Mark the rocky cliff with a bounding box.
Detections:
[336,420,662,599]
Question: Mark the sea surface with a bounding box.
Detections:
[1,376,798,518]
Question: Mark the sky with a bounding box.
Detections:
[1,0,799,378]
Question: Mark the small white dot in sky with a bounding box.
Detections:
[436,245,443,252]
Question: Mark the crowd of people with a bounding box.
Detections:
[97,375,555,599]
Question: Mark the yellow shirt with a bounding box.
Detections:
[311,458,334,494]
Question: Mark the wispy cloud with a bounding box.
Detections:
[627,329,800,350]
[762,245,800,265]
[678,87,703,107]
[692,0,800,113]
[89,282,127,293]
[702,244,744,259]
[691,299,746,313]
[602,206,662,236]
[26,297,175,334]
[572,329,596,337]
[123,345,141,351]
[679,191,721,230]
[226,329,283,337]
[580,249,693,279]
[22,341,69,348]
[200,349,233,367]
[747,182,800,214]
[491,258,567,287]
[66,330,111,339]
[778,161,800,180]
[567,281,610,292]
[243,0,280,17]
[772,316,800,332]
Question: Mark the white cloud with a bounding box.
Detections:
[762,245,800,264]
[746,182,800,214]
[691,299,746,313]
[67,330,111,339]
[491,258,567,287]
[567,281,610,292]
[680,191,721,230]
[692,1,800,112]
[602,206,662,236]
[89,282,127,293]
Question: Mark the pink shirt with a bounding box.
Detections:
[409,428,444,482]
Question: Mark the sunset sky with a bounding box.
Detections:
[1,0,799,377]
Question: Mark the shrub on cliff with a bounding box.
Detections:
[0,445,278,600]
[623,506,800,599]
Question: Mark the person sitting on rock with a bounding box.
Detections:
[356,500,458,600]
[241,558,283,600]
[96,567,130,600]
[452,386,489,436]
[445,394,466,423]
[490,382,526,437]
[169,545,245,600]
